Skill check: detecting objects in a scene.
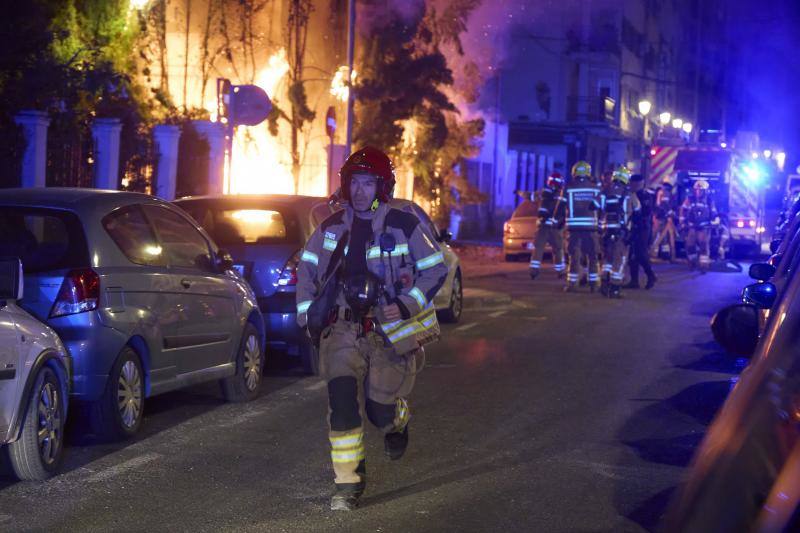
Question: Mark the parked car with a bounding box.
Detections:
[0,188,265,440]
[174,194,325,374]
[503,196,538,261]
[667,217,800,531]
[0,258,71,480]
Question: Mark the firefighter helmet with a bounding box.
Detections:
[340,146,396,203]
[571,161,592,178]
[547,171,565,189]
[693,179,710,191]
[612,166,632,185]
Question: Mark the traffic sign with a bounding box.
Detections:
[230,85,272,127]
[326,106,336,138]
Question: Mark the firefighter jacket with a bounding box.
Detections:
[536,186,567,227]
[601,182,633,232]
[680,197,718,229]
[655,188,676,220]
[296,202,449,355]
[565,176,602,231]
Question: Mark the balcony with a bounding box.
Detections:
[566,96,616,125]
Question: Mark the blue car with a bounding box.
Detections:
[175,194,330,374]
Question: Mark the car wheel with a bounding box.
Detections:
[299,334,320,376]
[221,323,263,402]
[91,347,144,441]
[438,270,463,323]
[7,366,65,481]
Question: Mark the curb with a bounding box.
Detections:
[462,288,513,309]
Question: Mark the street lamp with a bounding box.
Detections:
[672,118,683,129]
[638,100,652,116]
[659,112,671,126]
[682,122,693,134]
[763,149,772,158]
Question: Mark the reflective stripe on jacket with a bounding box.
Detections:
[565,178,602,231]
[296,202,448,354]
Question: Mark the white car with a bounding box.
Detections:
[0,258,70,480]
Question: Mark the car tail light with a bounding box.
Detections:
[749,219,756,228]
[277,250,300,287]
[50,268,100,318]
[736,219,745,228]
[504,222,516,235]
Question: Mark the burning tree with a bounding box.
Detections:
[354,0,485,226]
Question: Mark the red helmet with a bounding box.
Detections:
[547,171,564,189]
[340,146,396,203]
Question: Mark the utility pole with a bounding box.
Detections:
[345,0,356,156]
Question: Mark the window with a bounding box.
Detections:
[0,208,89,273]
[103,205,164,266]
[177,200,297,245]
[143,205,214,272]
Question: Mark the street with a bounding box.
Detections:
[0,257,750,532]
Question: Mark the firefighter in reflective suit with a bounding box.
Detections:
[296,147,448,511]
[679,179,717,273]
[564,161,603,292]
[529,171,567,279]
[600,166,635,298]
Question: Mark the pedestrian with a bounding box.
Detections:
[626,174,658,289]
[564,161,602,292]
[529,171,567,279]
[296,146,449,511]
[679,179,717,273]
[600,166,634,298]
[651,178,678,261]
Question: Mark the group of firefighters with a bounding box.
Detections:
[528,160,720,297]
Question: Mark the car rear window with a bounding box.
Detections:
[178,201,299,245]
[512,200,538,218]
[0,207,89,273]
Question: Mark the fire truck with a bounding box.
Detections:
[647,131,767,257]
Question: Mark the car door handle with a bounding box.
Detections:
[180,279,192,289]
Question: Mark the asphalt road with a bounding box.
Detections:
[0,258,752,532]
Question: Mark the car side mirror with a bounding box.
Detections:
[742,282,777,309]
[216,249,235,272]
[438,228,453,243]
[0,258,23,302]
[768,253,783,267]
[770,239,781,254]
[711,303,759,357]
[749,262,776,281]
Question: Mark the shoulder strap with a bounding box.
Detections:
[322,230,349,283]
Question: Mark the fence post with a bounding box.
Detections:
[153,124,181,200]
[192,120,226,195]
[14,111,50,188]
[92,118,122,190]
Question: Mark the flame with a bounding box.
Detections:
[330,66,357,102]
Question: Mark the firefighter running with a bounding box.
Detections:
[564,161,603,293]
[296,147,448,511]
[679,179,717,273]
[600,166,636,298]
[529,171,567,279]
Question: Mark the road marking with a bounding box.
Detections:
[524,316,548,321]
[305,380,327,391]
[454,322,478,332]
[86,453,162,483]
[488,310,506,318]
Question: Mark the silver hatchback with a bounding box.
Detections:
[0,188,265,440]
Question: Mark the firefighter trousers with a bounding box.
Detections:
[651,218,677,260]
[602,232,628,286]
[686,227,710,269]
[567,230,599,286]
[319,319,416,489]
[529,225,565,274]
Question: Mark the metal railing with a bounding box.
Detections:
[566,96,616,124]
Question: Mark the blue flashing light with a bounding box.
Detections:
[743,162,765,184]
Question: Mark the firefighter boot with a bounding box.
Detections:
[609,284,622,299]
[330,461,366,511]
[600,275,610,296]
[529,268,539,280]
[385,425,409,460]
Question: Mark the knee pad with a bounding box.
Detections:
[328,377,361,431]
[365,399,396,429]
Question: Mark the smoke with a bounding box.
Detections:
[356,0,426,36]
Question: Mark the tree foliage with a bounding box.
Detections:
[354,0,485,225]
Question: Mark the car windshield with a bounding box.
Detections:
[512,200,538,218]
[178,201,298,245]
[0,207,89,273]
